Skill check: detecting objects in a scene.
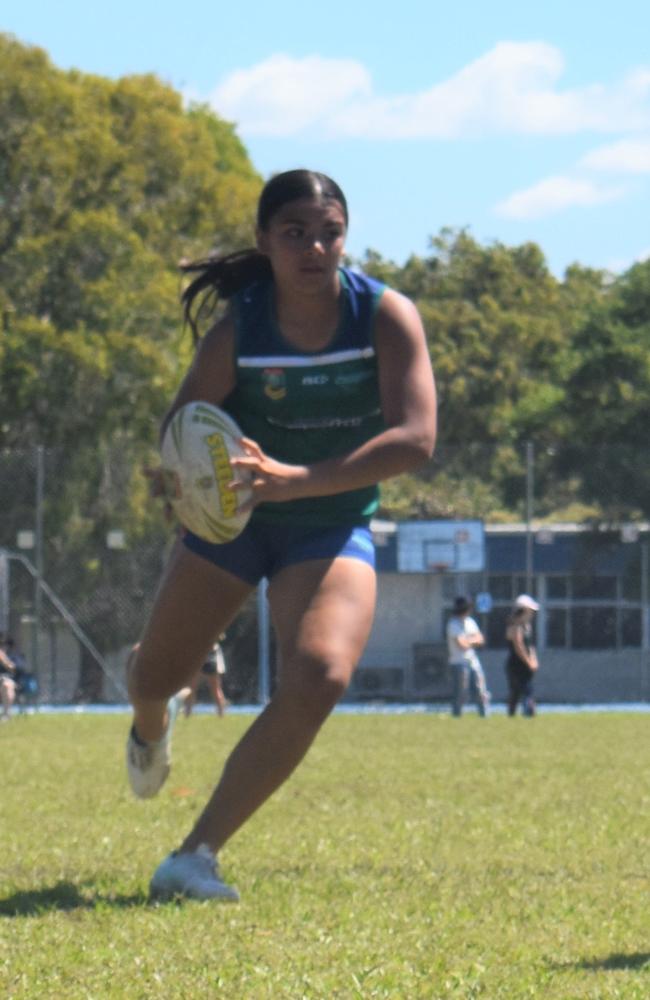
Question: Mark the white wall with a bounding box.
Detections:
[361,572,444,668]
[359,572,650,703]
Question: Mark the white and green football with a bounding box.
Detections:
[160,401,252,543]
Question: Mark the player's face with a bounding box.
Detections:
[257,197,347,293]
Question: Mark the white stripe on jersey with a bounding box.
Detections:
[237,346,375,368]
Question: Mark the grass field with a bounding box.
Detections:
[1,711,650,998]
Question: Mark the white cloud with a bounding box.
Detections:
[495,175,626,220]
[208,42,650,140]
[210,54,371,136]
[580,137,650,173]
[606,247,650,273]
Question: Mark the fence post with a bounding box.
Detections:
[525,440,534,592]
[642,541,649,700]
[32,445,45,683]
[0,550,9,634]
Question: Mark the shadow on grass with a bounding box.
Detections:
[0,881,148,916]
[555,953,650,972]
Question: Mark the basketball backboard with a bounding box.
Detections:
[397,520,485,573]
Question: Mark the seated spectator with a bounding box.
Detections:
[0,638,17,721]
[6,639,38,705]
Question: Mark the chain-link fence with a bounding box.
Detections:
[1,443,648,706]
[0,445,266,705]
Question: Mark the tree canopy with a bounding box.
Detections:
[0,32,261,452]
[2,32,649,535]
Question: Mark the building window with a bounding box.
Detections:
[546,576,568,599]
[546,608,568,648]
[573,575,617,600]
[465,570,644,651]
[514,575,537,598]
[621,608,642,646]
[486,575,513,600]
[485,606,510,647]
[571,607,616,648]
[622,573,642,601]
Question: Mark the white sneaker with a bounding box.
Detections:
[126,694,182,799]
[149,844,240,902]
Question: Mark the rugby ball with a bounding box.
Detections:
[160,401,252,543]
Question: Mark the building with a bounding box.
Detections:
[351,520,650,704]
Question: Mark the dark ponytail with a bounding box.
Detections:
[180,250,272,344]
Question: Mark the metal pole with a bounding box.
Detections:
[641,541,649,700]
[641,542,648,648]
[8,552,127,697]
[32,446,45,683]
[257,578,271,704]
[525,440,534,592]
[0,550,9,635]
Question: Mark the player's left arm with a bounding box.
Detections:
[372,288,438,471]
[233,289,437,503]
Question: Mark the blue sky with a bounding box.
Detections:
[4,0,650,275]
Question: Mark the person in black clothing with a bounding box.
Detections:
[5,638,37,702]
[183,636,228,718]
[505,595,539,717]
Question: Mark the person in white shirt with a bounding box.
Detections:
[446,596,490,717]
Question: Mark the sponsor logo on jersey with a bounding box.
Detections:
[334,370,373,386]
[262,367,286,400]
[267,411,379,431]
[205,432,237,518]
[302,374,329,386]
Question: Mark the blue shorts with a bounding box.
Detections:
[183,520,375,585]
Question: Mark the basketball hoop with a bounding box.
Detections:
[428,562,450,575]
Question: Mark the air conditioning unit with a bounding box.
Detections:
[353,667,404,698]
[412,643,450,697]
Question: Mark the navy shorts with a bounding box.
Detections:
[183,520,375,585]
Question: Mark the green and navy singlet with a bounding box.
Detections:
[222,267,386,525]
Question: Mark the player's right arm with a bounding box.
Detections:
[160,313,237,441]
[144,314,238,503]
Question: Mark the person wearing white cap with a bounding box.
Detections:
[515,594,540,612]
[505,595,540,716]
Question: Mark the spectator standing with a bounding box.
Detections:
[446,596,490,717]
[505,595,540,717]
[183,636,228,718]
[0,637,17,721]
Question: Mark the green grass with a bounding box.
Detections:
[1,711,650,998]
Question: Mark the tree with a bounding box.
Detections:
[360,231,600,520]
[554,260,650,518]
[0,33,261,454]
[0,35,263,659]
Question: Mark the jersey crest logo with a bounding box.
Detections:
[263,367,286,400]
